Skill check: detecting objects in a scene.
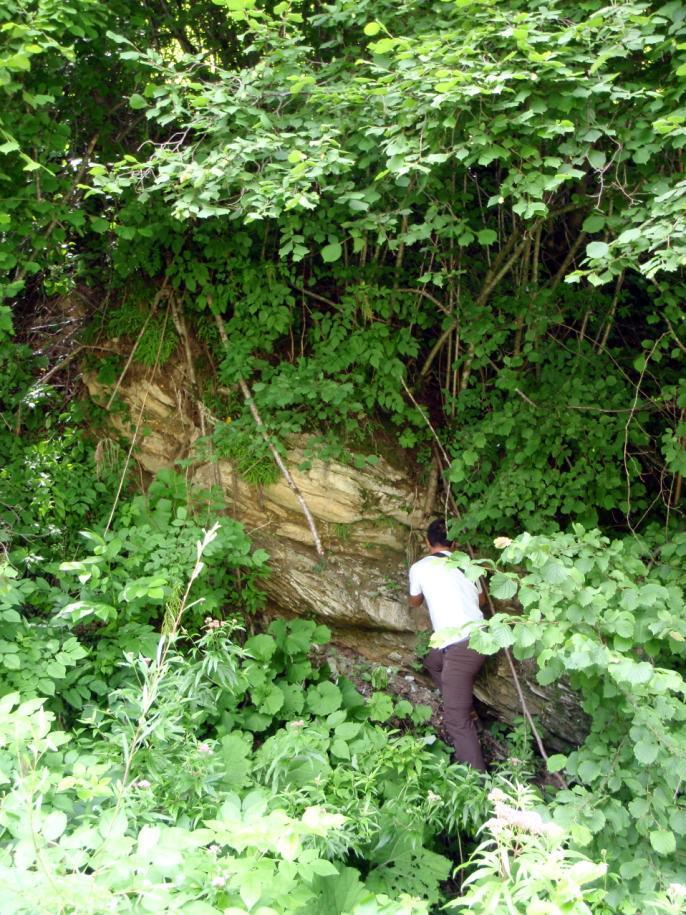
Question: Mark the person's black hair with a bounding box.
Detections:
[427,518,451,547]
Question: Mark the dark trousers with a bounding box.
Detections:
[424,640,486,771]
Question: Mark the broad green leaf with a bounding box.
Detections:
[649,830,676,855]
[586,241,609,259]
[582,214,605,233]
[587,149,606,169]
[633,739,658,765]
[489,573,518,600]
[546,754,567,773]
[245,634,276,662]
[477,228,497,245]
[321,242,342,263]
[42,810,67,841]
[366,691,394,722]
[307,681,342,715]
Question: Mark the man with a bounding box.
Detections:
[409,518,487,771]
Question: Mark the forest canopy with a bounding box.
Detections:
[1,0,686,912]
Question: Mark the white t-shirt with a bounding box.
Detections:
[409,552,483,648]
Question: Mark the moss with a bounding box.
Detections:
[331,522,352,542]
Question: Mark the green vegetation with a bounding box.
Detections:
[1,0,686,911]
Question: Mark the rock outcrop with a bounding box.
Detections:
[83,356,589,750]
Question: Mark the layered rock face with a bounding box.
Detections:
[83,357,588,749]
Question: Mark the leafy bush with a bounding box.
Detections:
[449,783,608,914]
[0,341,117,560]
[0,521,491,914]
[0,468,267,714]
[446,344,650,539]
[448,527,686,910]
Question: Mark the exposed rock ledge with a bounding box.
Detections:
[84,358,588,750]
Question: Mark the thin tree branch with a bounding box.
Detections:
[396,287,452,316]
[550,232,586,290]
[292,284,340,310]
[33,345,84,387]
[213,312,324,557]
[105,277,171,411]
[420,232,533,379]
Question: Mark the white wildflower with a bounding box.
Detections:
[493,537,513,549]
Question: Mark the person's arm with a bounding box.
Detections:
[408,563,424,607]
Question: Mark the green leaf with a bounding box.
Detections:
[628,797,650,818]
[366,691,394,722]
[334,722,361,740]
[98,810,128,840]
[586,241,609,259]
[363,22,382,36]
[477,229,498,245]
[577,759,601,782]
[43,810,67,841]
[257,683,284,716]
[331,737,350,759]
[307,681,342,716]
[393,700,413,719]
[220,732,252,790]
[0,139,20,155]
[582,214,605,233]
[669,809,686,835]
[129,93,147,110]
[245,634,276,662]
[649,829,676,856]
[369,38,397,54]
[242,711,272,731]
[634,739,658,765]
[587,149,606,169]
[570,822,593,846]
[610,658,653,686]
[309,858,339,877]
[6,53,30,71]
[541,560,568,584]
[489,573,518,600]
[321,242,342,263]
[546,754,567,773]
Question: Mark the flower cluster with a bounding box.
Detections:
[204,616,225,631]
[485,788,562,838]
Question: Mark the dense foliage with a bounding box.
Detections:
[1,0,686,911]
[2,0,686,539]
[0,493,580,914]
